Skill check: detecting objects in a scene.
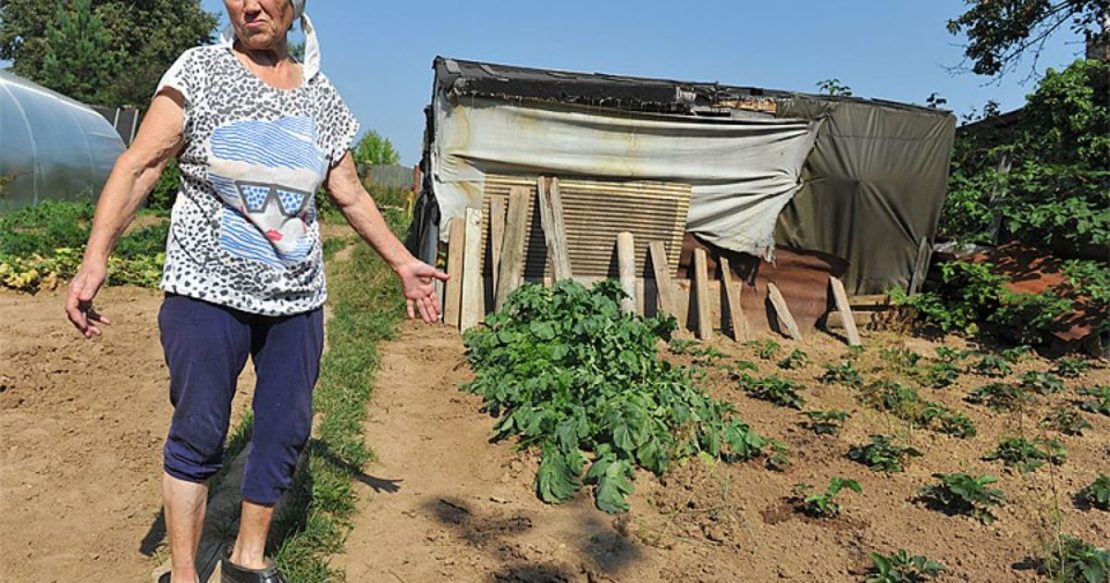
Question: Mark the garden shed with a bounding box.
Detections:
[0,69,125,211]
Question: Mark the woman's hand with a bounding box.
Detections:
[396,260,449,323]
[65,262,111,338]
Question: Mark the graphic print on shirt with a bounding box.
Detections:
[208,116,327,268]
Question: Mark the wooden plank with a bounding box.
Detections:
[767,282,803,341]
[908,237,931,296]
[648,241,678,319]
[693,248,712,340]
[460,208,484,331]
[847,294,891,307]
[829,276,862,346]
[719,257,751,342]
[495,187,530,310]
[617,232,636,314]
[536,176,573,281]
[488,197,506,292]
[443,217,465,327]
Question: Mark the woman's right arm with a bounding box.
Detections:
[65,90,186,338]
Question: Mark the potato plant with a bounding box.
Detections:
[1041,407,1092,436]
[866,549,945,583]
[1040,535,1109,583]
[802,409,851,435]
[966,382,1034,411]
[848,434,923,473]
[820,361,863,387]
[860,381,977,438]
[971,353,1013,377]
[1021,371,1066,395]
[463,281,773,513]
[919,472,1005,524]
[1076,386,1110,416]
[1052,357,1091,379]
[737,373,806,410]
[746,338,782,360]
[921,361,960,389]
[777,348,810,370]
[1075,474,1109,511]
[984,437,1066,473]
[793,477,861,518]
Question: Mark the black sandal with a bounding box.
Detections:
[220,552,287,583]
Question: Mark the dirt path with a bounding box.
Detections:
[335,323,1108,582]
[0,287,253,582]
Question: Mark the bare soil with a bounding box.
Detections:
[334,323,1108,582]
[0,287,253,582]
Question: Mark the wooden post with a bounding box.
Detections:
[767,282,803,341]
[908,237,931,296]
[496,187,530,310]
[649,241,678,319]
[460,208,484,331]
[719,256,751,342]
[488,197,506,293]
[617,232,636,314]
[693,248,713,340]
[828,276,862,346]
[443,217,465,327]
[537,176,573,281]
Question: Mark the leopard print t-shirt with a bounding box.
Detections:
[155,44,359,316]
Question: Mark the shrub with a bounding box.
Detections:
[919,472,1005,524]
[984,437,1066,473]
[848,434,923,473]
[866,550,944,583]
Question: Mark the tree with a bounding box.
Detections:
[0,0,218,108]
[816,78,853,96]
[37,0,120,106]
[353,130,402,168]
[947,0,1109,77]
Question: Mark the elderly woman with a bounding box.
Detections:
[64,1,445,581]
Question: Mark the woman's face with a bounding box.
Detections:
[224,0,294,50]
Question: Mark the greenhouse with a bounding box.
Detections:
[0,69,124,211]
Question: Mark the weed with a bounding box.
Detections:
[843,345,866,360]
[1021,371,1066,395]
[880,347,923,372]
[1052,357,1091,379]
[1076,386,1110,416]
[919,472,1005,524]
[777,349,810,370]
[848,434,923,473]
[802,409,851,436]
[1075,474,1110,511]
[746,338,782,360]
[966,382,1033,411]
[820,361,863,387]
[1041,407,1092,436]
[1040,535,1109,583]
[793,477,862,518]
[737,373,806,410]
[984,437,1066,473]
[866,549,944,582]
[970,353,1013,377]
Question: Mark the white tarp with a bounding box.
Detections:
[431,95,820,258]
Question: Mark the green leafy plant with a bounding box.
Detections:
[1021,371,1066,395]
[921,361,961,389]
[1053,357,1091,379]
[880,347,923,372]
[463,280,773,513]
[984,437,1066,473]
[793,477,862,518]
[924,406,979,438]
[866,549,945,583]
[1076,386,1110,416]
[737,373,806,410]
[746,338,781,360]
[970,353,1013,377]
[1000,345,1032,363]
[966,382,1033,411]
[777,349,810,370]
[1075,474,1110,511]
[820,361,863,387]
[919,472,1005,524]
[729,360,759,374]
[935,347,972,363]
[860,381,977,437]
[1041,407,1093,436]
[802,409,851,436]
[1040,535,1109,583]
[848,435,923,473]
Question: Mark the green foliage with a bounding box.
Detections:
[935,347,972,363]
[746,338,781,360]
[848,435,923,473]
[736,373,806,410]
[919,472,1005,524]
[793,477,862,518]
[820,361,863,387]
[777,348,810,370]
[984,436,1066,473]
[1076,386,1110,415]
[802,409,851,436]
[353,130,401,172]
[1076,474,1110,511]
[971,353,1014,377]
[147,160,180,213]
[966,382,1033,411]
[1040,535,1109,583]
[1063,259,1110,307]
[922,361,961,389]
[860,381,978,437]
[880,347,923,372]
[462,280,773,513]
[36,0,120,105]
[1041,406,1093,436]
[1053,357,1092,378]
[1022,371,1066,394]
[0,0,218,108]
[816,78,853,96]
[866,549,945,583]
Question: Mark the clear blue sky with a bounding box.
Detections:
[204,0,1084,166]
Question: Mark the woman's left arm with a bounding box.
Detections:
[325,152,448,323]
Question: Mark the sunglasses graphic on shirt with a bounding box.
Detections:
[234,182,311,217]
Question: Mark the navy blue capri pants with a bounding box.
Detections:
[159,294,324,505]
